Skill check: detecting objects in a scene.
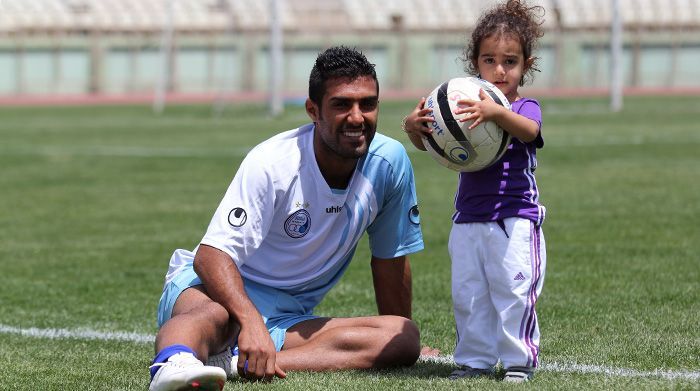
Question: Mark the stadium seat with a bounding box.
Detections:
[0,0,697,34]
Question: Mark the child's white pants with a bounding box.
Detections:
[448,217,546,369]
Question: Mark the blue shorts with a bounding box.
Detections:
[157,264,319,351]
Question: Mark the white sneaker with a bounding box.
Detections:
[206,347,240,379]
[149,352,227,391]
[503,367,534,383]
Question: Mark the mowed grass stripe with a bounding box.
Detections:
[2,136,700,159]
[422,355,700,382]
[3,323,699,382]
[1,145,252,158]
[1,97,698,390]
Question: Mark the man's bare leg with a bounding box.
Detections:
[276,315,420,371]
[155,286,238,359]
[150,287,239,390]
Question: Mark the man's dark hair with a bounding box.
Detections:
[308,46,378,105]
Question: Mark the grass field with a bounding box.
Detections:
[1,96,698,390]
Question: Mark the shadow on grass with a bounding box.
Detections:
[356,361,510,381]
[226,360,457,384]
[376,359,457,379]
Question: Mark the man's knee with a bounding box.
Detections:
[376,316,421,367]
[157,290,237,357]
[171,287,225,318]
[166,288,233,336]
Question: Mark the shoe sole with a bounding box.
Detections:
[171,378,225,391]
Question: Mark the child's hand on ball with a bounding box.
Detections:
[403,97,434,136]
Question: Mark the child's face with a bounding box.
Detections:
[475,35,530,102]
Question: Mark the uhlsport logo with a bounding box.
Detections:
[285,209,311,238]
[326,205,343,213]
[425,95,444,136]
[228,207,247,227]
[408,205,420,225]
[448,146,469,163]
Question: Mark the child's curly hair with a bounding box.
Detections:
[463,0,545,86]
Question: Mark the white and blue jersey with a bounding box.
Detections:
[162,123,423,323]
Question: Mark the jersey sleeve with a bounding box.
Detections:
[366,143,424,259]
[200,151,275,267]
[515,98,544,149]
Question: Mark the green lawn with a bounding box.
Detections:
[0,96,698,390]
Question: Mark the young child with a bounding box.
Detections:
[403,0,546,383]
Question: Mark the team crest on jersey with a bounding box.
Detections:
[228,207,247,227]
[408,205,420,225]
[285,209,311,238]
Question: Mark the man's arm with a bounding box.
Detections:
[193,244,285,380]
[370,255,412,318]
[371,255,441,357]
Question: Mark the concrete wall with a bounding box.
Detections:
[1,29,699,97]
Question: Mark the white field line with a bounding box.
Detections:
[1,324,698,382]
[419,354,700,382]
[0,324,154,344]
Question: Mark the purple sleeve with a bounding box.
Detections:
[513,98,544,148]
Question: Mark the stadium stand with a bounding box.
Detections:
[0,0,698,33]
[0,0,699,98]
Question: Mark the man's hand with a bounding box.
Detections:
[236,319,286,381]
[193,245,286,381]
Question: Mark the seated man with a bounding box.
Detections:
[149,46,425,390]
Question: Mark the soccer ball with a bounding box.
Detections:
[422,77,512,172]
